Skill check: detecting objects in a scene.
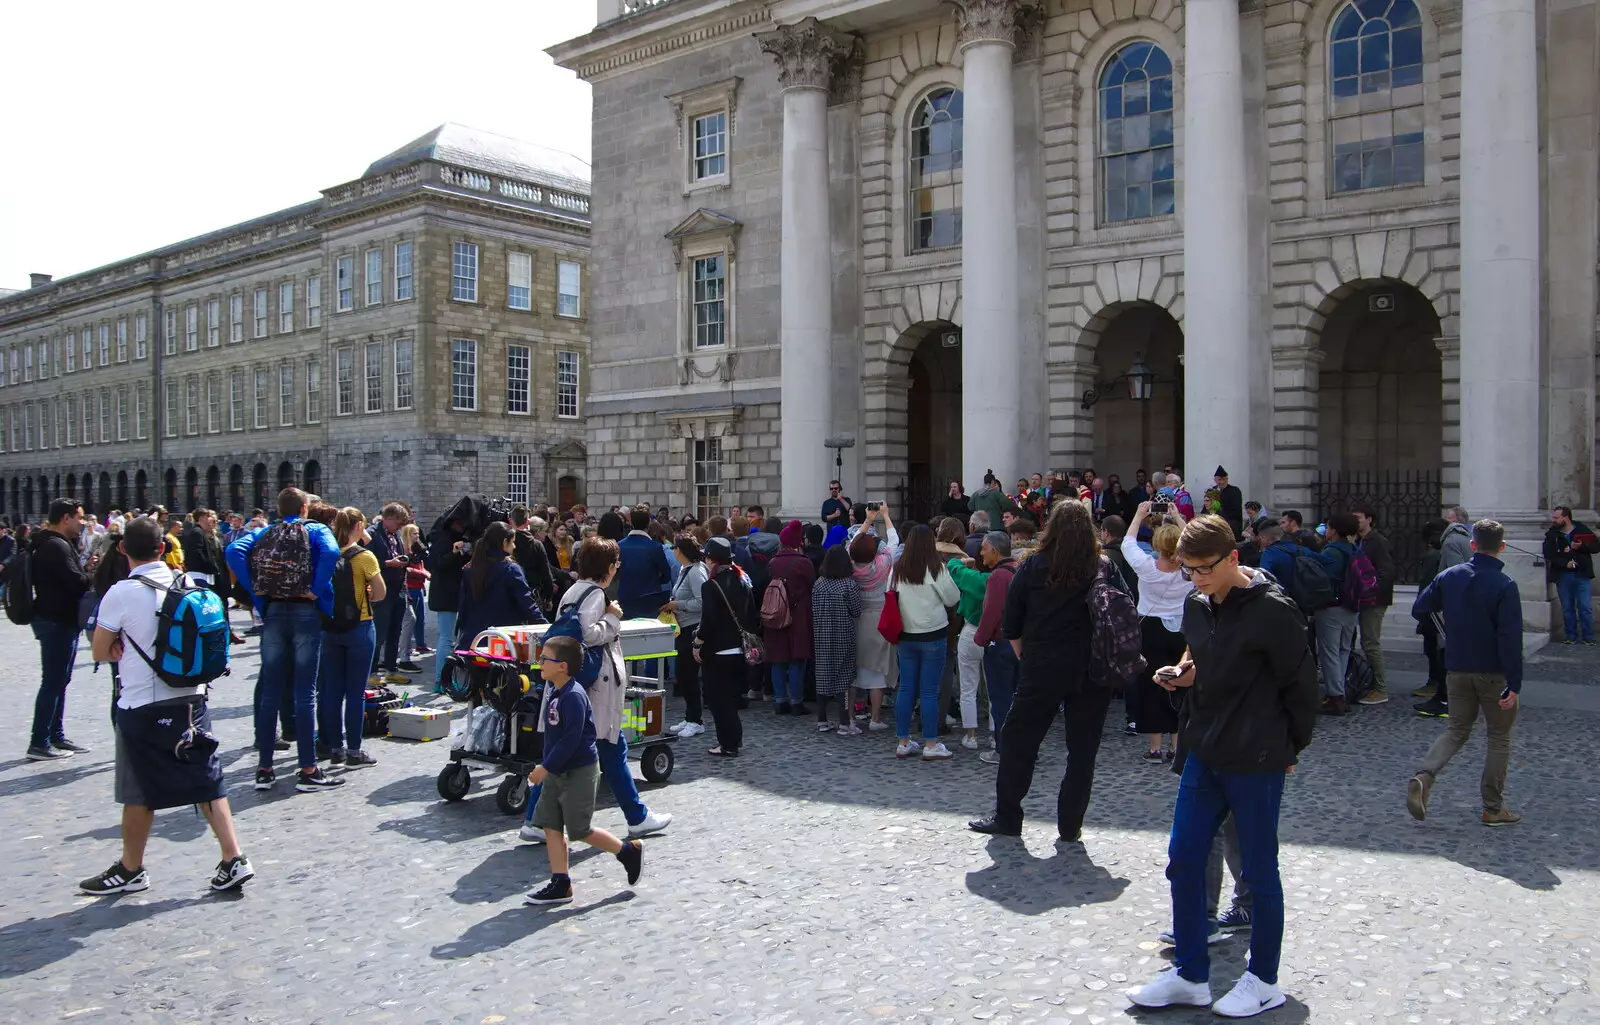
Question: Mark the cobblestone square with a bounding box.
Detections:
[1,626,1596,1024]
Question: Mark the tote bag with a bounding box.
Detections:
[876,570,903,645]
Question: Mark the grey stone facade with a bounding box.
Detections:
[0,125,593,525]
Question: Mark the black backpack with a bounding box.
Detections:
[1285,546,1336,615]
[323,545,365,633]
[3,547,34,625]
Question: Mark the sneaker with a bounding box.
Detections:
[1563,637,1578,645]
[327,748,345,766]
[1142,749,1165,762]
[978,749,1002,765]
[295,768,346,792]
[944,713,962,727]
[25,744,70,761]
[836,724,863,737]
[518,823,547,844]
[1162,748,1175,763]
[1414,700,1449,718]
[1406,773,1432,821]
[815,721,835,733]
[1124,722,1139,736]
[1126,967,1213,1009]
[397,661,424,674]
[384,673,409,686]
[627,810,672,838]
[52,738,91,753]
[414,646,435,655]
[79,861,149,895]
[273,737,291,752]
[617,839,644,885]
[895,740,922,758]
[368,674,387,687]
[1319,697,1347,716]
[960,735,979,750]
[868,720,889,732]
[1158,922,1227,946]
[254,767,275,790]
[344,750,376,767]
[1586,639,1597,646]
[922,743,953,760]
[744,690,764,702]
[1482,808,1523,827]
[677,722,705,737]
[1213,971,1286,1018]
[525,878,574,906]
[210,855,255,892]
[1412,684,1438,698]
[1358,690,1390,705]
[1217,905,1253,933]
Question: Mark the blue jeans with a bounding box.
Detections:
[407,589,428,650]
[894,638,947,741]
[434,610,458,688]
[319,621,376,753]
[30,616,80,748]
[773,660,807,706]
[525,731,650,827]
[1558,571,1594,642]
[371,590,405,670]
[1168,755,1286,985]
[257,602,325,770]
[983,642,1019,754]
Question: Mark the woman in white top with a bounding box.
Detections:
[891,524,961,760]
[1121,502,1192,761]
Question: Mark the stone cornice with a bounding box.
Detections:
[1428,0,1462,30]
[549,3,771,83]
[755,17,857,93]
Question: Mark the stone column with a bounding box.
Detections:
[758,17,853,520]
[1181,0,1253,497]
[952,1,1033,485]
[1269,344,1324,512]
[1459,0,1541,520]
[1435,335,1461,509]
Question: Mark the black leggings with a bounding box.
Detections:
[675,626,702,724]
[703,653,745,753]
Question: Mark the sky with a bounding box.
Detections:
[0,0,598,291]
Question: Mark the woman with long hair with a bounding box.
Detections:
[454,521,543,650]
[969,500,1109,841]
[811,544,863,734]
[892,523,961,760]
[399,522,431,657]
[319,507,385,767]
[662,536,710,737]
[849,507,901,730]
[1122,502,1191,761]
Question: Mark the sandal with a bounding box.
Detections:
[707,746,739,757]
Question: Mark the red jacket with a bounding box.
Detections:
[975,558,1018,648]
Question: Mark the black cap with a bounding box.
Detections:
[701,536,735,561]
[1215,465,1228,478]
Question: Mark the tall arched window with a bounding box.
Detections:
[1330,0,1423,192]
[1099,41,1175,223]
[909,87,963,250]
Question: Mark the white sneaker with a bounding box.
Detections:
[672,721,705,737]
[815,721,835,733]
[1212,972,1285,1018]
[628,810,672,838]
[1158,923,1227,946]
[895,740,922,758]
[517,824,546,844]
[836,724,863,736]
[868,720,889,732]
[1126,967,1212,1009]
[921,742,953,760]
[944,714,961,727]
[960,735,979,750]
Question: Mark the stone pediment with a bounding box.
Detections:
[664,208,741,243]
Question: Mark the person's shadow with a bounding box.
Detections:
[964,836,1129,914]
[448,845,603,905]
[0,897,204,979]
[431,891,635,959]
[1125,995,1312,1024]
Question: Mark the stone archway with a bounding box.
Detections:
[871,317,961,523]
[1088,301,1185,481]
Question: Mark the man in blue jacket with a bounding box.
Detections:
[616,504,672,620]
[226,487,342,793]
[1406,518,1523,827]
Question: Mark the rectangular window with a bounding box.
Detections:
[336,347,355,415]
[305,359,321,423]
[394,241,413,301]
[506,344,531,414]
[66,394,77,446]
[692,111,728,180]
[365,248,382,306]
[392,338,413,411]
[23,345,33,382]
[52,335,62,376]
[185,304,198,351]
[65,332,76,374]
[253,288,268,338]
[164,310,176,355]
[451,339,477,410]
[556,350,580,418]
[164,381,178,438]
[229,370,245,431]
[229,294,244,342]
[336,256,354,311]
[451,242,478,302]
[206,373,221,433]
[364,341,383,413]
[278,282,294,333]
[557,260,581,318]
[135,313,148,359]
[254,368,268,428]
[117,317,130,361]
[37,402,48,449]
[206,300,220,347]
[117,386,129,441]
[98,324,110,365]
[507,251,532,310]
[135,384,148,439]
[692,255,726,349]
[507,453,530,505]
[279,364,294,425]
[37,340,48,380]
[184,378,198,435]
[23,403,32,451]
[9,347,18,384]
[306,275,322,328]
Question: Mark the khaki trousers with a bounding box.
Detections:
[1418,671,1518,813]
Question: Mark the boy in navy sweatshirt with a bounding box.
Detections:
[524,635,643,906]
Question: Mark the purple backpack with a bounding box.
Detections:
[1089,560,1147,689]
[1341,547,1380,610]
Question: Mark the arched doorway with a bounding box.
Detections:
[276,461,294,494]
[38,476,49,511]
[117,470,129,510]
[229,465,244,512]
[10,478,19,517]
[901,320,961,523]
[1089,302,1185,479]
[135,469,148,509]
[206,466,221,511]
[23,477,33,518]
[558,475,580,512]
[66,472,77,499]
[98,472,112,515]
[252,463,267,510]
[303,459,321,497]
[184,467,199,511]
[164,468,178,510]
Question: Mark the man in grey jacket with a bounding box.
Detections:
[1440,508,1472,570]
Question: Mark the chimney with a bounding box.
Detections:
[29,273,52,288]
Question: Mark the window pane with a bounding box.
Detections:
[909,88,965,251]
[507,344,530,414]
[1099,43,1175,224]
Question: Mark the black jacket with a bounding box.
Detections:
[939,495,972,520]
[426,526,471,613]
[1177,568,1318,774]
[1001,552,1094,691]
[180,523,224,577]
[31,528,90,623]
[1543,521,1598,582]
[366,521,406,590]
[512,528,554,603]
[697,564,756,654]
[455,559,545,649]
[1218,485,1244,537]
[1358,528,1397,606]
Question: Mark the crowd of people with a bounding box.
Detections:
[3,459,1545,1017]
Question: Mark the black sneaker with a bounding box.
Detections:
[344,750,377,767]
[525,878,574,906]
[1414,700,1449,718]
[26,744,71,761]
[1217,905,1253,932]
[210,855,255,891]
[273,738,291,752]
[315,743,333,761]
[80,860,149,895]
[254,767,276,790]
[295,768,346,792]
[52,738,91,754]
[396,661,425,674]
[617,840,644,885]
[327,749,346,766]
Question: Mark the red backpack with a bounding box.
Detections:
[760,577,792,630]
[1342,546,1380,610]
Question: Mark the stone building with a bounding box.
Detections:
[551,0,1596,596]
[0,124,592,524]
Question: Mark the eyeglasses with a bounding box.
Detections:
[1178,552,1229,580]
[829,487,841,493]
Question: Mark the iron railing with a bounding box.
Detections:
[1310,470,1442,584]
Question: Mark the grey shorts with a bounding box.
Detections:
[531,761,601,841]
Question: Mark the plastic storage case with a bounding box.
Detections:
[388,705,454,742]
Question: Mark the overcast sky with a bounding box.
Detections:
[0,0,597,290]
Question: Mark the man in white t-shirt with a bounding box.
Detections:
[80,517,254,896]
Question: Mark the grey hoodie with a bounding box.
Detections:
[748,531,780,558]
[1440,522,1472,570]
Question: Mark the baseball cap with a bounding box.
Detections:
[701,536,735,561]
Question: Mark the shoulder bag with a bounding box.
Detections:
[877,569,903,645]
[711,572,765,665]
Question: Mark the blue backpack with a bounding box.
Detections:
[126,573,231,688]
[543,582,605,687]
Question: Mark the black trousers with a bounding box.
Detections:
[703,653,745,753]
[994,673,1112,837]
[675,626,702,723]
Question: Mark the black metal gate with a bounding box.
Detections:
[1310,470,1441,584]
[896,474,939,526]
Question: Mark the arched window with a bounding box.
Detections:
[1329,0,1423,192]
[909,88,963,250]
[1099,41,1175,223]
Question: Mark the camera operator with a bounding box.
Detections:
[80,517,254,895]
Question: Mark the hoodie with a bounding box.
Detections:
[969,484,1008,528]
[1439,521,1472,571]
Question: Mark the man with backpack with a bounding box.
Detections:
[23,499,92,761]
[80,517,253,895]
[227,487,344,792]
[1311,513,1376,715]
[1352,503,1397,704]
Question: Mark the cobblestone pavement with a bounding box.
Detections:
[1,625,1596,1025]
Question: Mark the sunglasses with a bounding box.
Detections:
[1178,552,1229,580]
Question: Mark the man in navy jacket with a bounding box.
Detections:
[616,505,672,620]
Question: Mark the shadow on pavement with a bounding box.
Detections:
[0,897,205,979]
[448,845,602,904]
[965,835,1128,914]
[431,890,636,959]
[64,809,209,845]
[1124,994,1311,1025]
[0,761,112,800]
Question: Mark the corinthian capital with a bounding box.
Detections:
[755,17,856,93]
[950,0,1041,50]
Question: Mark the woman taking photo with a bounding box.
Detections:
[811,545,863,734]
[1121,501,1192,762]
[663,537,710,737]
[320,507,384,767]
[892,524,961,760]
[454,522,544,649]
[694,536,756,756]
[849,507,901,731]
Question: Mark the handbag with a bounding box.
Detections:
[711,571,765,665]
[877,569,904,645]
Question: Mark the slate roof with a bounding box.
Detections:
[364,123,590,195]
